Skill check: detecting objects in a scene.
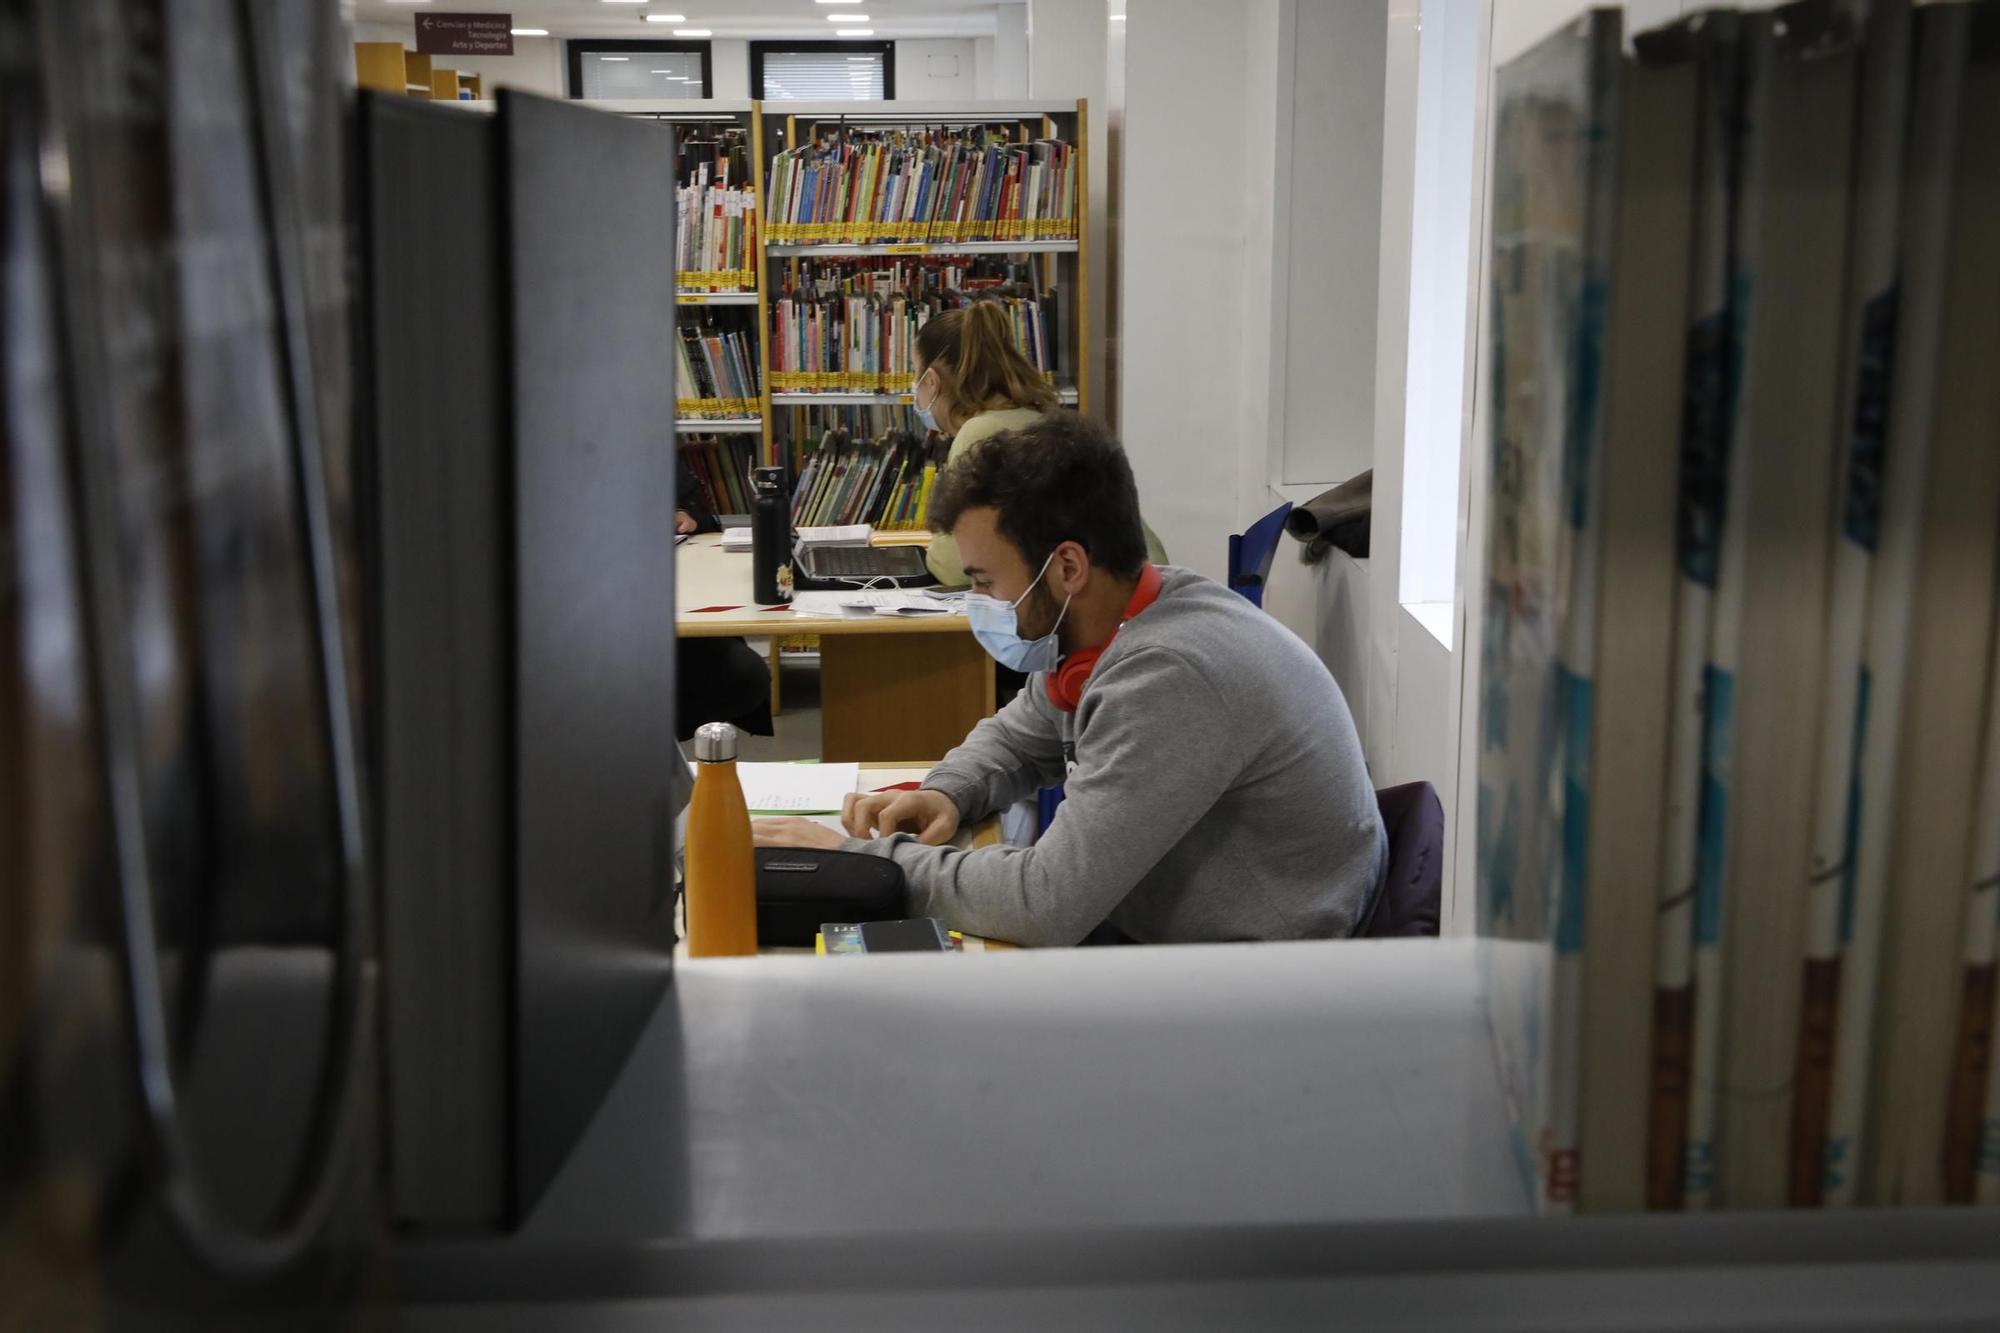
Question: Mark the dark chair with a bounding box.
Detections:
[1227,501,1296,609]
[1359,781,1443,938]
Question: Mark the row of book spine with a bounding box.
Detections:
[768,290,1052,394]
[678,435,756,517]
[789,428,947,531]
[675,125,758,291]
[1478,0,2000,1214]
[676,325,761,419]
[674,178,758,292]
[764,129,1077,245]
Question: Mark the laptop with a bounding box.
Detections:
[793,541,936,590]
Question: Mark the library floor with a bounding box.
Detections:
[736,656,823,764]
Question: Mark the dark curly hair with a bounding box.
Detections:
[927,414,1148,577]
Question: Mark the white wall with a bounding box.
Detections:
[1027,0,1111,421]
[346,21,564,98]
[1119,0,1255,587]
[897,39,979,100]
[1270,0,1387,492]
[440,38,564,99]
[992,3,1031,98]
[712,39,752,99]
[974,35,998,96]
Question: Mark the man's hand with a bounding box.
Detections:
[675,509,698,536]
[752,817,846,851]
[841,788,960,845]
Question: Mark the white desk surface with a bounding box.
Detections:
[516,937,1528,1247]
[676,533,966,638]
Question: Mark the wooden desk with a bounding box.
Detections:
[676,533,994,762]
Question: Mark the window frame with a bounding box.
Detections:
[566,39,714,99]
[749,39,897,102]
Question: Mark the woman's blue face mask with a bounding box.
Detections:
[964,550,1070,673]
[914,365,942,433]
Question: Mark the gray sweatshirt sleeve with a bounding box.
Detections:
[848,645,1246,946]
[915,684,1068,823]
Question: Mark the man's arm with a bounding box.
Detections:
[856,646,1246,946]
[916,682,1068,824]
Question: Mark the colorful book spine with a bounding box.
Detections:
[1476,7,1620,1216]
[1648,12,1740,1213]
[1790,0,1912,1209]
[1822,1,1968,1208]
[1944,616,2000,1200]
[765,128,1080,246]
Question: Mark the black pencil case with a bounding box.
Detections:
[754,847,907,947]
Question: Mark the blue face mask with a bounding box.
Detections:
[965,551,1071,674]
[913,367,941,434]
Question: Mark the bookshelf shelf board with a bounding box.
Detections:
[764,240,1079,258]
[676,291,759,305]
[675,418,765,434]
[771,387,1078,407]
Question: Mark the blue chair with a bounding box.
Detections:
[1228,501,1295,608]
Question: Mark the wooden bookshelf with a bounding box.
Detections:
[756,96,1093,472]
[354,41,407,95]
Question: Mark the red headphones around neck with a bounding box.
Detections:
[1046,564,1164,713]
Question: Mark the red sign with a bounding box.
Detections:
[415,13,514,57]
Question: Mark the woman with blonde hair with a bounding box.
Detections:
[913,300,1167,586]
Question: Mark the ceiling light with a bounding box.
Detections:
[1110,13,1126,19]
[512,28,548,36]
[644,12,689,20]
[674,29,711,37]
[600,55,630,61]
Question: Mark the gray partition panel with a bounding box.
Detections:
[361,93,509,1228]
[500,91,680,1219]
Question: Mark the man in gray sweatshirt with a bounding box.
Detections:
[753,415,1385,947]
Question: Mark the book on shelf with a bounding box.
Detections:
[1704,5,1859,1213]
[678,435,757,517]
[676,322,761,420]
[1482,0,2000,1215]
[770,270,1056,396]
[1647,6,1742,1214]
[1945,607,2000,1202]
[1791,0,1914,1210]
[1865,2,2000,1207]
[765,125,1078,247]
[1477,5,1622,1217]
[1821,0,1973,1210]
[789,426,947,532]
[676,123,757,292]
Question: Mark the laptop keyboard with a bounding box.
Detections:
[808,546,926,580]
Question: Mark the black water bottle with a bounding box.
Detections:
[750,466,792,605]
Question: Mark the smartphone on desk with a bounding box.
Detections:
[858,918,952,952]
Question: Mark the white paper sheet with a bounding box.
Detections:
[736,762,861,813]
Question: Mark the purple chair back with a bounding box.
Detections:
[1360,781,1443,938]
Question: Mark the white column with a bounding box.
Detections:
[1117,0,1256,583]
[1026,0,1113,427]
[991,2,1030,98]
[711,40,751,100]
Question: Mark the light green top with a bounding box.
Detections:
[924,407,1170,587]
